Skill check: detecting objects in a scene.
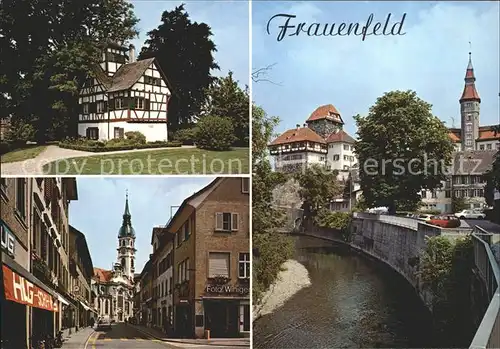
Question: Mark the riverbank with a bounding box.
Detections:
[253,259,311,321]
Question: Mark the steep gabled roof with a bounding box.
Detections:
[478,125,500,141]
[91,65,112,89]
[452,150,496,175]
[306,104,344,124]
[326,130,356,144]
[269,127,326,146]
[107,58,156,92]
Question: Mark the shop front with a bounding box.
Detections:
[1,263,58,349]
[195,282,250,339]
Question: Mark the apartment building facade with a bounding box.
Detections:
[1,177,80,348]
[168,177,250,339]
[150,226,174,333]
[69,226,96,328]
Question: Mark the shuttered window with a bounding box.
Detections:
[215,213,239,232]
[208,252,230,278]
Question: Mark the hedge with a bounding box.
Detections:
[58,141,182,152]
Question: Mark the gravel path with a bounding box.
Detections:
[1,145,196,175]
[253,259,311,321]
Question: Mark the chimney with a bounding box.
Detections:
[129,44,136,63]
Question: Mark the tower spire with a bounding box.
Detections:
[460,50,480,102]
[118,190,134,237]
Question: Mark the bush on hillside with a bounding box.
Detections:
[194,116,236,151]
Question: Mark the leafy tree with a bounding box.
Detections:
[139,4,219,130]
[451,196,469,213]
[1,0,139,142]
[354,90,454,214]
[203,72,249,147]
[295,165,342,225]
[194,115,235,151]
[252,105,293,306]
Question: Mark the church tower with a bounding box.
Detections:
[117,191,136,281]
[459,52,481,151]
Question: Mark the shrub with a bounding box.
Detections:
[173,128,197,145]
[124,131,146,145]
[194,116,236,151]
[418,209,442,215]
[58,141,182,152]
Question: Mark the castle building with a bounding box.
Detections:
[78,42,172,142]
[269,104,357,179]
[91,192,136,322]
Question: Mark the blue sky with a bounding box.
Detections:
[253,1,500,137]
[129,0,249,87]
[69,177,215,273]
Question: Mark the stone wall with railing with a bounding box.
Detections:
[469,227,500,349]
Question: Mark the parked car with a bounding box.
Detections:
[428,215,461,228]
[417,214,434,221]
[96,316,112,331]
[454,209,486,220]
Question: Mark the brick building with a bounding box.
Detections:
[168,177,250,339]
[1,177,81,348]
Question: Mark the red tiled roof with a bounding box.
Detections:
[479,129,500,140]
[269,127,326,146]
[93,268,112,282]
[306,104,344,123]
[447,126,500,142]
[326,130,356,144]
[460,84,481,102]
[448,132,460,142]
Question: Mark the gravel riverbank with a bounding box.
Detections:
[253,259,311,321]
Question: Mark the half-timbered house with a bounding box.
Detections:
[78,42,172,142]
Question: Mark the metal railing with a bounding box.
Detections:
[470,226,500,349]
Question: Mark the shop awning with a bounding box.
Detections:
[55,292,70,306]
[2,264,58,312]
[79,301,91,311]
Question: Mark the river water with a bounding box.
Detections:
[253,236,436,349]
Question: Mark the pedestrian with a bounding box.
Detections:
[90,317,95,328]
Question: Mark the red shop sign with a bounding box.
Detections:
[2,265,57,312]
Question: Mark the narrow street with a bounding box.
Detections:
[85,323,243,349]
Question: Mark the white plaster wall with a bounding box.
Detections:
[477,140,500,151]
[78,121,168,142]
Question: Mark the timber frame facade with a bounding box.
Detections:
[78,42,172,142]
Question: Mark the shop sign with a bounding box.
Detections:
[0,221,16,256]
[2,265,57,312]
[205,284,249,295]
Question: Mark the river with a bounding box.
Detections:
[253,236,436,349]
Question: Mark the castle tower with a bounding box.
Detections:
[459,51,481,151]
[305,104,344,138]
[117,190,136,281]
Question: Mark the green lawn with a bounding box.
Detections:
[1,145,47,163]
[42,147,249,175]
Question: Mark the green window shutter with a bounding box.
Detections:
[109,99,115,111]
[104,100,108,112]
[145,99,150,111]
